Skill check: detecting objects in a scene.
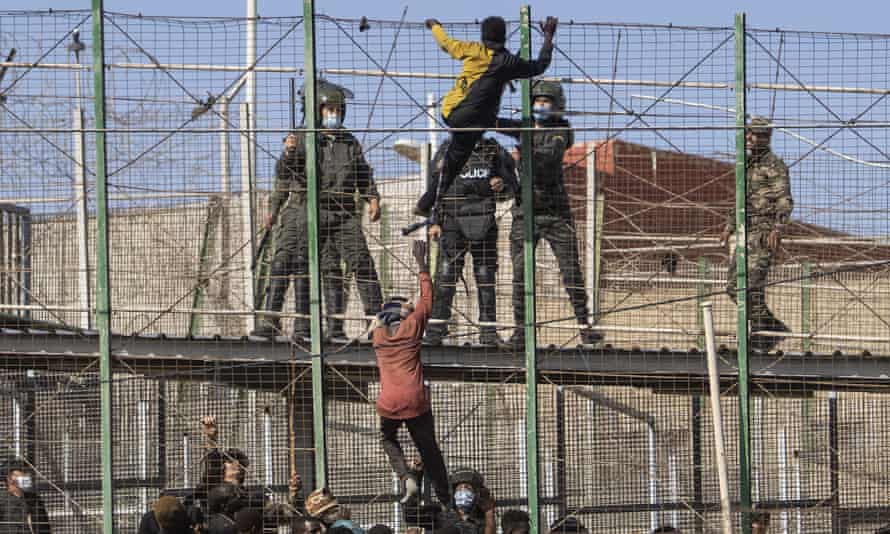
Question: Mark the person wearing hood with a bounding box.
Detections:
[433,468,495,534]
[0,458,51,534]
[416,15,558,232]
[372,240,450,507]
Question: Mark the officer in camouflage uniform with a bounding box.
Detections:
[422,136,518,346]
[252,81,382,340]
[722,116,793,350]
[498,80,603,348]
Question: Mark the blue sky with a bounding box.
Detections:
[1,1,888,236]
[0,1,886,35]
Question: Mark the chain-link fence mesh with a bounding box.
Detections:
[2,6,890,534]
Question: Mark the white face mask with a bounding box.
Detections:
[321,110,342,129]
[14,475,33,491]
[532,102,553,122]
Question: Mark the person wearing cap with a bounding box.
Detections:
[138,495,193,534]
[496,79,604,349]
[304,488,351,527]
[500,510,529,534]
[720,116,794,351]
[0,458,51,534]
[417,15,558,234]
[372,240,451,507]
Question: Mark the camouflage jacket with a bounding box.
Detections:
[497,117,574,215]
[726,149,793,233]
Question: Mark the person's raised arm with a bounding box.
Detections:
[502,17,558,80]
[412,240,433,319]
[427,19,479,60]
[268,133,306,228]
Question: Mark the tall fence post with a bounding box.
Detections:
[734,12,753,534]
[519,6,541,533]
[91,0,114,530]
[303,0,327,487]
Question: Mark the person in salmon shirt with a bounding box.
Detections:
[372,240,450,508]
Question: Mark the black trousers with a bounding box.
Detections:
[430,109,490,219]
[428,216,499,337]
[380,410,451,505]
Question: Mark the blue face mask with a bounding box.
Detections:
[321,112,342,129]
[454,488,475,511]
[532,103,553,122]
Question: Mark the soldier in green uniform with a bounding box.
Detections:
[722,116,793,351]
[498,80,603,348]
[252,81,382,340]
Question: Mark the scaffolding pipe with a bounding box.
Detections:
[7,59,881,96]
[668,452,679,527]
[264,407,273,486]
[239,103,256,332]
[12,397,21,457]
[702,302,733,534]
[647,425,658,531]
[586,150,597,324]
[779,427,789,534]
[72,108,92,330]
[427,92,438,153]
[63,422,71,514]
[139,400,149,515]
[182,434,190,488]
[246,0,258,211]
[795,451,803,534]
[565,387,659,529]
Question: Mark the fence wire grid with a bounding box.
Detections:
[1,5,890,534]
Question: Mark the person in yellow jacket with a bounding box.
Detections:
[416,15,558,236]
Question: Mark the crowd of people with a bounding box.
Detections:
[1,450,776,534]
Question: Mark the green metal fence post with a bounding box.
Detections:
[801,262,811,352]
[91,0,114,530]
[303,0,327,487]
[734,12,753,534]
[519,7,540,533]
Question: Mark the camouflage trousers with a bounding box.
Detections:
[726,227,775,324]
[510,212,590,327]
